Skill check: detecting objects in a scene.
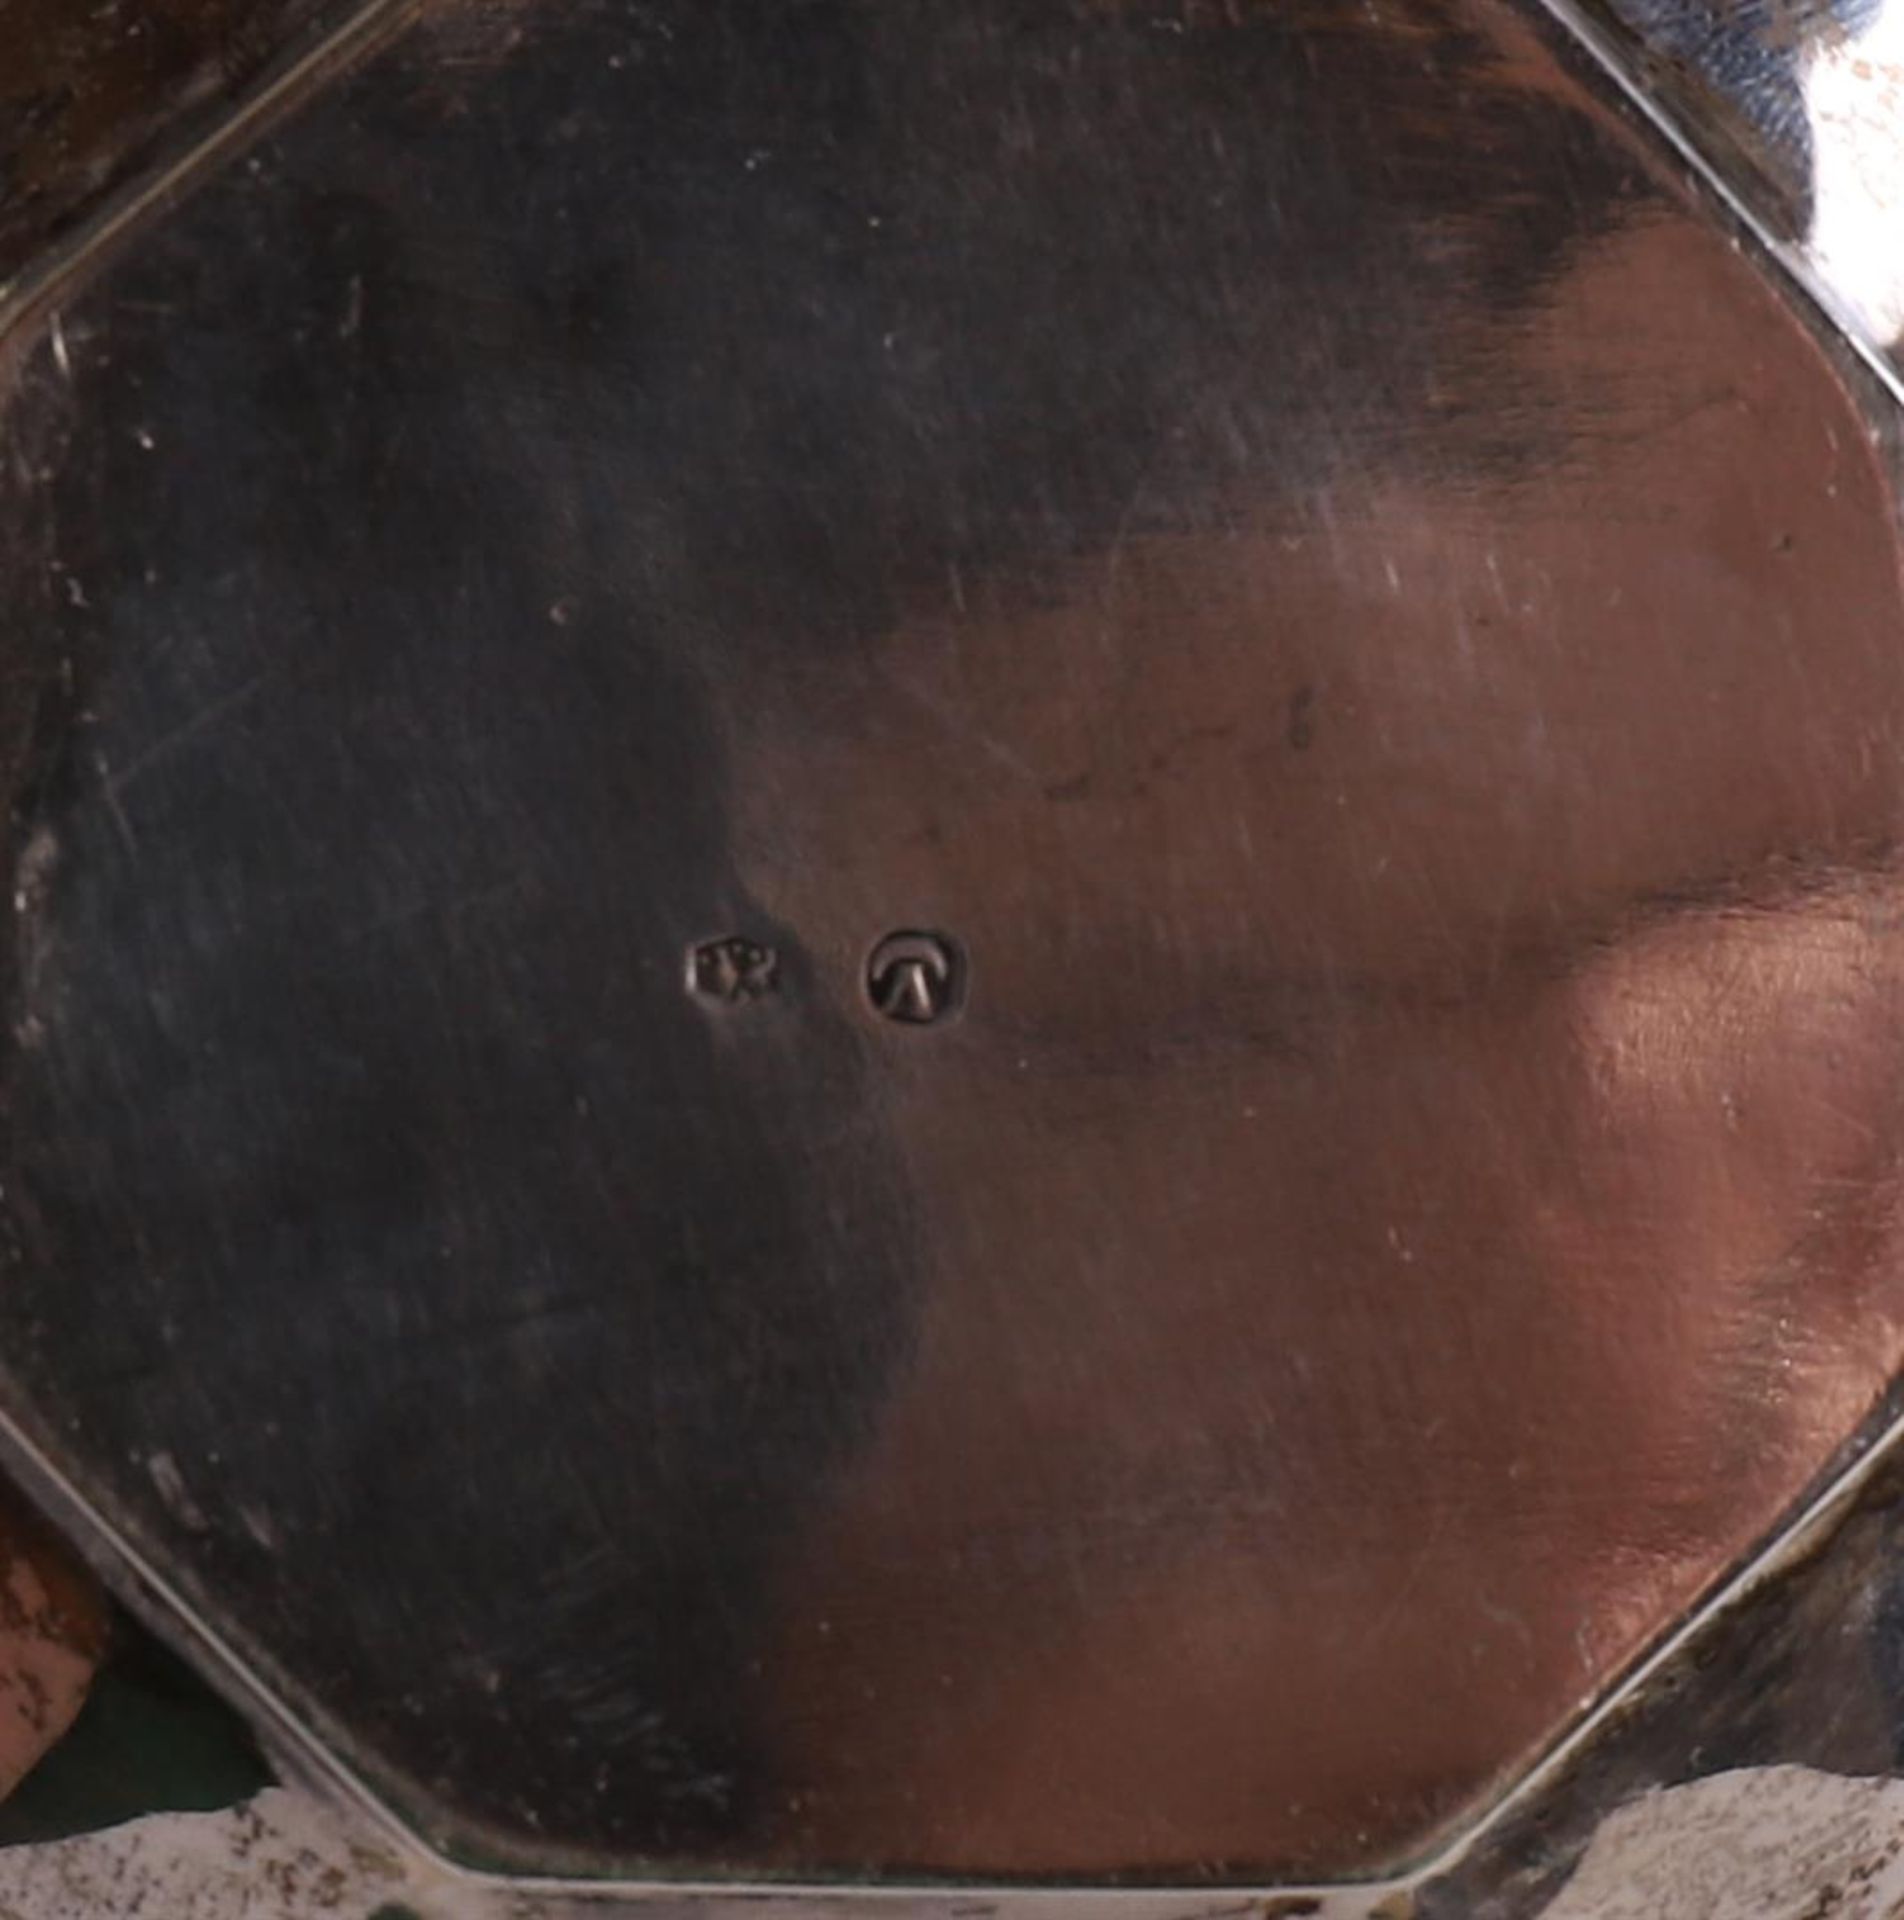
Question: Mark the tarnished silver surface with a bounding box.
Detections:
[2,0,1904,1907]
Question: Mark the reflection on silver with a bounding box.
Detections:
[1587,0,1904,349]
[1805,0,1904,342]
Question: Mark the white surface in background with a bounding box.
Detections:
[0,1784,1373,1920]
[1543,1765,1904,1918]
[0,1788,448,1919]
[1,1768,1904,1919]
[1804,1,1904,345]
